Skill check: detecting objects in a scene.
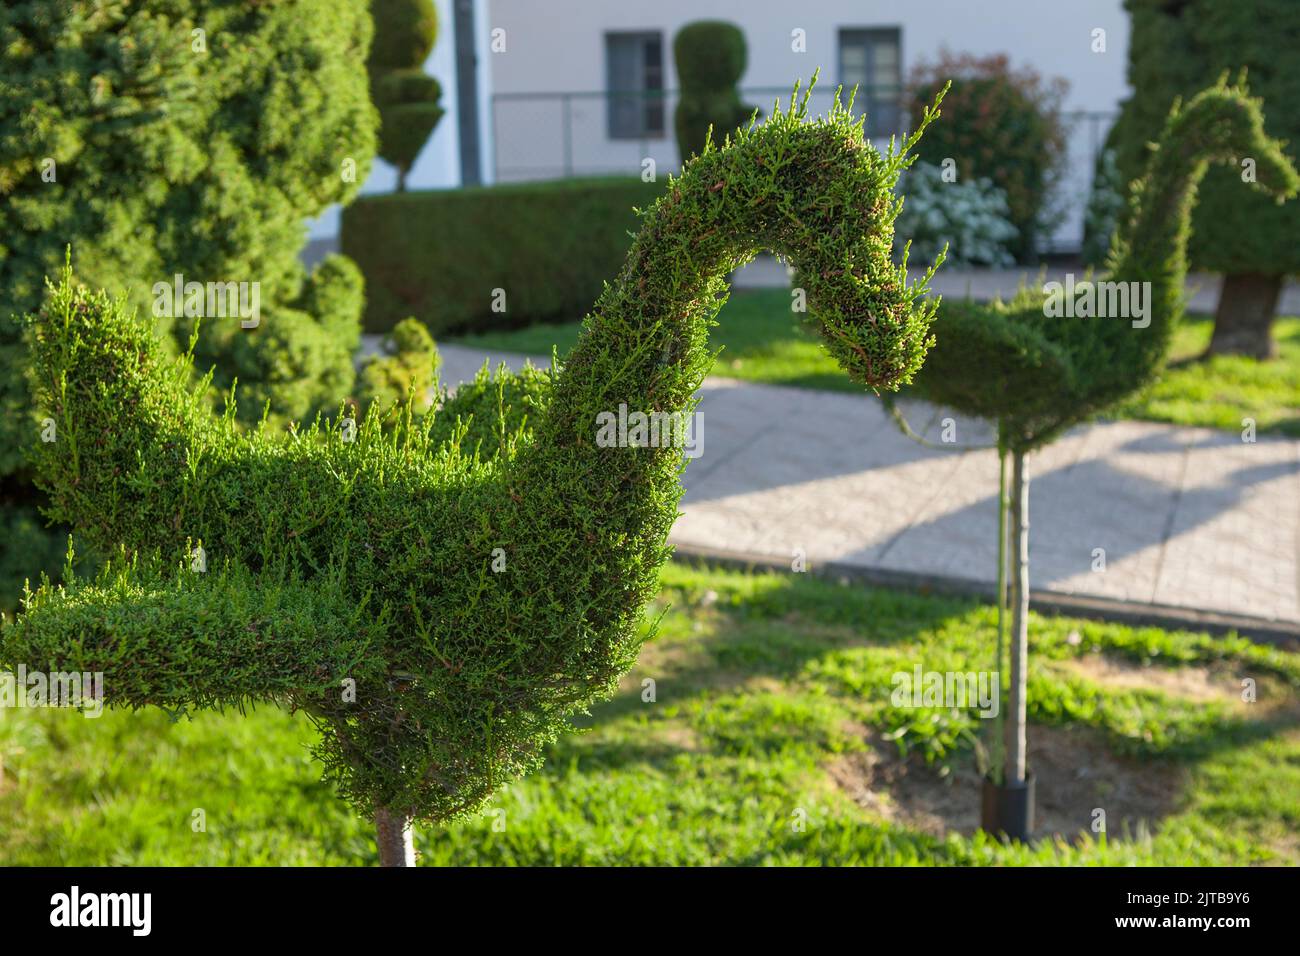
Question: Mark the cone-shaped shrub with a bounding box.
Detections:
[2,80,947,860]
[369,0,444,190]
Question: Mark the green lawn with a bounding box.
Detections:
[2,562,1296,865]
[452,290,1300,437]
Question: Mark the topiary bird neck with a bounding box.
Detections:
[505,87,946,601]
[481,90,950,698]
[529,86,944,460]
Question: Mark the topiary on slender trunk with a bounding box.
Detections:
[369,0,444,191]
[2,78,947,865]
[673,21,756,163]
[895,80,1298,837]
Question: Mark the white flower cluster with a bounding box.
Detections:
[895,161,1019,267]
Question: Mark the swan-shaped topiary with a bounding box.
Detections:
[913,79,1298,453]
[1,80,946,864]
[900,79,1298,834]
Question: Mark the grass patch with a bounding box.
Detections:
[452,291,1300,436]
[452,288,867,393]
[1116,314,1300,437]
[2,563,1296,865]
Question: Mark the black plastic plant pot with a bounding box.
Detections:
[981,772,1035,842]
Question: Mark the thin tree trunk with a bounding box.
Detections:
[375,807,415,867]
[396,167,408,193]
[1004,450,1030,786]
[990,447,1009,785]
[1207,272,1282,359]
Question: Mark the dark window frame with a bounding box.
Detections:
[605,30,666,140]
[837,27,903,139]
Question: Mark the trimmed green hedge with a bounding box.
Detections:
[342,177,666,335]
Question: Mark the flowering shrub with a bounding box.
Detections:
[907,51,1068,261]
[895,162,1018,267]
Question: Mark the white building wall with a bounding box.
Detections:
[485,0,1131,251]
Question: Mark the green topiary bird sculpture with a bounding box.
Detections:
[1,80,946,865]
[898,79,1298,836]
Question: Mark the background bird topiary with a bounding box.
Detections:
[368,0,445,191]
[897,80,1298,829]
[1105,0,1300,358]
[673,21,756,163]
[0,0,378,606]
[2,79,948,864]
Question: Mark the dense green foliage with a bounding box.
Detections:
[342,177,667,335]
[1082,148,1125,267]
[673,21,756,162]
[911,81,1298,452]
[368,0,444,187]
[0,0,376,428]
[1108,0,1300,278]
[0,0,378,602]
[907,52,1067,261]
[2,82,947,828]
[4,563,1298,865]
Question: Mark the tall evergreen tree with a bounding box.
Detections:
[0,0,378,602]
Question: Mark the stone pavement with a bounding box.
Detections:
[417,341,1300,633]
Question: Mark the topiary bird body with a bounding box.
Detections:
[2,83,946,858]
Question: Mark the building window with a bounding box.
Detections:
[606,32,665,139]
[839,28,902,139]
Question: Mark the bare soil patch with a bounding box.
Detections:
[829,724,1186,842]
[1062,654,1242,705]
